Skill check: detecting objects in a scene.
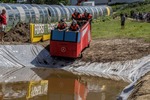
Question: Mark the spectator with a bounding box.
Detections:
[130,10,134,18]
[139,12,143,21]
[0,9,7,42]
[120,13,126,29]
[125,13,128,18]
[133,12,136,20]
[135,13,139,21]
[147,13,150,22]
[143,12,147,21]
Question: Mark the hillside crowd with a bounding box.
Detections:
[130,10,150,22]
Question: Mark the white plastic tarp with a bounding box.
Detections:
[0,45,52,82]
[0,45,51,68]
[63,55,150,100]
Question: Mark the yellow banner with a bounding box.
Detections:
[26,80,48,99]
[30,23,54,43]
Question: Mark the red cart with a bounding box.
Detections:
[50,21,91,58]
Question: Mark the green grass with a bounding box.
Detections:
[91,17,150,42]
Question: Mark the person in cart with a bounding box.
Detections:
[57,19,67,30]
[72,10,82,20]
[69,20,80,31]
[82,10,92,21]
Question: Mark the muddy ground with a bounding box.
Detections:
[1,25,150,57]
[3,23,30,42]
[1,23,150,63]
[128,72,150,100]
[40,39,150,63]
[82,39,150,62]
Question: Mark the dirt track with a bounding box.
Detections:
[82,39,150,62]
[2,23,150,63]
[37,38,150,63]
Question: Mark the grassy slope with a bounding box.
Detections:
[92,18,150,41]
[112,0,150,15]
[91,0,150,41]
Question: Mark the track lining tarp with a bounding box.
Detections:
[0,45,52,82]
[0,45,51,68]
[0,45,149,99]
[63,55,150,99]
[63,56,150,100]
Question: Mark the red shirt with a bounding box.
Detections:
[70,24,79,31]
[0,14,7,25]
[82,13,92,20]
[72,13,82,20]
[57,23,67,30]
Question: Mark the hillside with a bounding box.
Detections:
[112,0,150,15]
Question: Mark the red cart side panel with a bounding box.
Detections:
[50,41,81,58]
[80,21,91,51]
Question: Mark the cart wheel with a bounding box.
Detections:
[79,53,83,58]
[87,44,90,48]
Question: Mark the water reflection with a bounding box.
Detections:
[0,69,128,100]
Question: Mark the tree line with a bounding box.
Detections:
[0,0,69,5]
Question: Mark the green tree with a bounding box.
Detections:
[34,0,46,4]
[33,0,69,5]
[1,0,16,3]
[1,0,69,5]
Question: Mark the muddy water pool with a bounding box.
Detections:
[0,69,128,100]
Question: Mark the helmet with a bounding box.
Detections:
[72,19,77,25]
[2,9,6,13]
[74,9,77,12]
[74,9,79,14]
[84,10,88,14]
[60,19,64,22]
